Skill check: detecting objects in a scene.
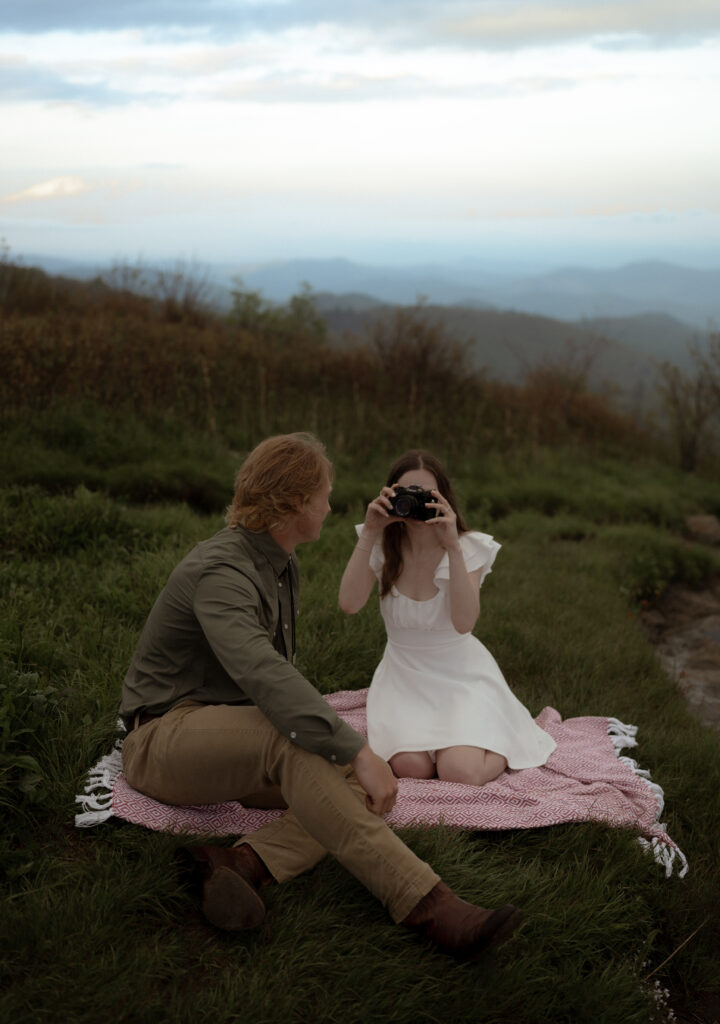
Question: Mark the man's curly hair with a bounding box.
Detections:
[226,432,333,533]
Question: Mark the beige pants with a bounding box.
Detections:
[121,701,439,922]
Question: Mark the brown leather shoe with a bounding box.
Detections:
[182,843,273,931]
[402,882,522,960]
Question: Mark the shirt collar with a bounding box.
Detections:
[234,525,292,577]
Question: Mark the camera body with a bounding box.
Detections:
[389,485,438,521]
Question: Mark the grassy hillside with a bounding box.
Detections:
[3,438,720,1024]
[2,262,720,1023]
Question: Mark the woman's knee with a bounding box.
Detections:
[389,751,435,779]
[436,748,507,787]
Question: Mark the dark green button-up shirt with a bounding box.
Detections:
[120,525,365,765]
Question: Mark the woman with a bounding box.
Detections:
[339,450,556,786]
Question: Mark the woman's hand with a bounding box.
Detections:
[426,489,461,550]
[363,486,401,532]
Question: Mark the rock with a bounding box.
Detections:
[685,514,720,545]
[640,580,720,733]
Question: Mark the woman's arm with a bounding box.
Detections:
[427,489,482,633]
[338,487,397,614]
[445,548,482,634]
[338,526,381,613]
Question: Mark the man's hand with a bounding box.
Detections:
[351,744,398,815]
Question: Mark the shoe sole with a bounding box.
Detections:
[202,866,266,931]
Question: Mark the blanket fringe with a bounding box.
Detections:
[607,720,688,877]
[607,717,638,752]
[618,754,666,818]
[637,835,689,879]
[74,740,123,827]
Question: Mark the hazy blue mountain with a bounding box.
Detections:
[228,258,500,308]
[577,313,701,363]
[317,301,700,414]
[313,292,392,314]
[228,257,719,329]
[492,262,720,327]
[20,251,719,328]
[17,252,105,280]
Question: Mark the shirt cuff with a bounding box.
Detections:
[326,720,366,765]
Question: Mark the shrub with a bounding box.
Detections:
[0,663,61,816]
[0,486,135,556]
[603,524,720,604]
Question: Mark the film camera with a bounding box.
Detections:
[389,485,439,521]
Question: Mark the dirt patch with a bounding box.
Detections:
[640,579,720,733]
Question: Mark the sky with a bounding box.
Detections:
[1,0,719,271]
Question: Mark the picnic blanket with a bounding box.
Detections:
[75,688,688,878]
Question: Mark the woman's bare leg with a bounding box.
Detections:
[436,746,507,786]
[389,751,436,779]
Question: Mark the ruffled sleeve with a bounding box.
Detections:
[354,524,385,578]
[433,531,500,588]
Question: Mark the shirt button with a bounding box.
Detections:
[284,623,289,630]
[290,731,297,739]
[331,754,337,762]
[278,581,283,587]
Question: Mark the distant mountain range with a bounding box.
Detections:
[314,301,698,412]
[220,258,716,405]
[23,253,720,331]
[227,257,720,331]
[16,252,716,406]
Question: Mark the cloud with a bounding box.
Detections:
[434,1,720,50]
[5,0,720,49]
[211,69,576,104]
[0,0,296,36]
[1,176,94,204]
[2,2,717,115]
[0,57,147,106]
[0,26,587,111]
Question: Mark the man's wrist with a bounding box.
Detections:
[351,743,372,765]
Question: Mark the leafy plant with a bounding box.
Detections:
[603,525,719,604]
[0,663,61,811]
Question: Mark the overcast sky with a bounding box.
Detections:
[1,0,719,270]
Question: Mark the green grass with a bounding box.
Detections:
[2,435,720,1024]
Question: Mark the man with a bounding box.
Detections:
[120,432,521,958]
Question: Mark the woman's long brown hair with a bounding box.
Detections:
[380,450,468,597]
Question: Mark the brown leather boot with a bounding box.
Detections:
[182,843,273,931]
[402,882,522,960]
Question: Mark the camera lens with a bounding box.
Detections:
[393,495,414,516]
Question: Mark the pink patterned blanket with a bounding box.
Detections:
[75,688,688,877]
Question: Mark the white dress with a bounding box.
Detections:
[359,527,557,769]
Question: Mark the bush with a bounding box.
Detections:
[602,524,720,604]
[0,663,61,815]
[0,486,135,556]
